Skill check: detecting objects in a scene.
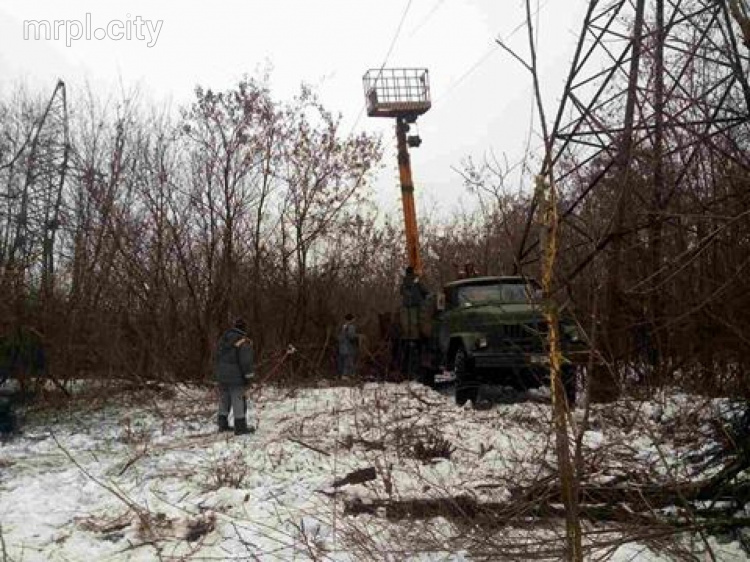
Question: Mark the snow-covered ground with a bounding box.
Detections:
[1,382,748,561]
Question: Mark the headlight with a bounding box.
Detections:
[475,336,488,350]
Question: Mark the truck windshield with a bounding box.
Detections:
[456,283,541,306]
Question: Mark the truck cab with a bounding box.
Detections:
[420,276,583,406]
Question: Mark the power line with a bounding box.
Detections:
[433,0,552,108]
[380,0,413,73]
[349,0,413,135]
[432,45,498,107]
[408,0,446,39]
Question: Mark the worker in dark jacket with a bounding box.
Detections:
[214,318,254,435]
[337,313,358,377]
[400,266,428,308]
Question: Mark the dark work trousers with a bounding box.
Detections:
[338,353,356,377]
[217,383,247,421]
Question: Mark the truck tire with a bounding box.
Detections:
[454,347,478,406]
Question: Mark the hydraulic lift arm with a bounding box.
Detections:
[396,117,422,276]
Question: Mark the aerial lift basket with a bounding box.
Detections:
[363,68,431,120]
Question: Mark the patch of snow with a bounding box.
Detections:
[1,382,748,560]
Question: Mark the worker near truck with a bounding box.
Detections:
[338,313,359,377]
[400,266,428,308]
[399,267,429,376]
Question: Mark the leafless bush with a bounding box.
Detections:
[76,510,131,536]
[289,517,330,561]
[118,415,152,446]
[394,425,455,463]
[136,511,174,541]
[184,512,217,542]
[203,450,248,491]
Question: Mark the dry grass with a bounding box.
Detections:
[394,425,455,463]
[202,449,248,491]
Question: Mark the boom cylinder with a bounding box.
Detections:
[396,117,422,275]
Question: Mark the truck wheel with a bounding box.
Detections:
[454,347,478,406]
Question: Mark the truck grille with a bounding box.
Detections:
[489,322,548,352]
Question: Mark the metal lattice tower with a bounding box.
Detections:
[519,0,750,271]
[1,80,70,298]
[515,0,750,374]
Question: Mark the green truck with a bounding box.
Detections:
[410,275,584,406]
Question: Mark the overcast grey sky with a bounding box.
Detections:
[0,0,586,215]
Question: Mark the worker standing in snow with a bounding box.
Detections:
[399,266,428,376]
[337,313,359,377]
[214,318,254,435]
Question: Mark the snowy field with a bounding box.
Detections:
[1,381,749,561]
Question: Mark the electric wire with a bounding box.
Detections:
[348,0,414,135]
[433,0,553,108]
[408,0,446,39]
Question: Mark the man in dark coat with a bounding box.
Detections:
[400,266,428,308]
[214,318,255,435]
[337,313,358,377]
[400,266,428,342]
